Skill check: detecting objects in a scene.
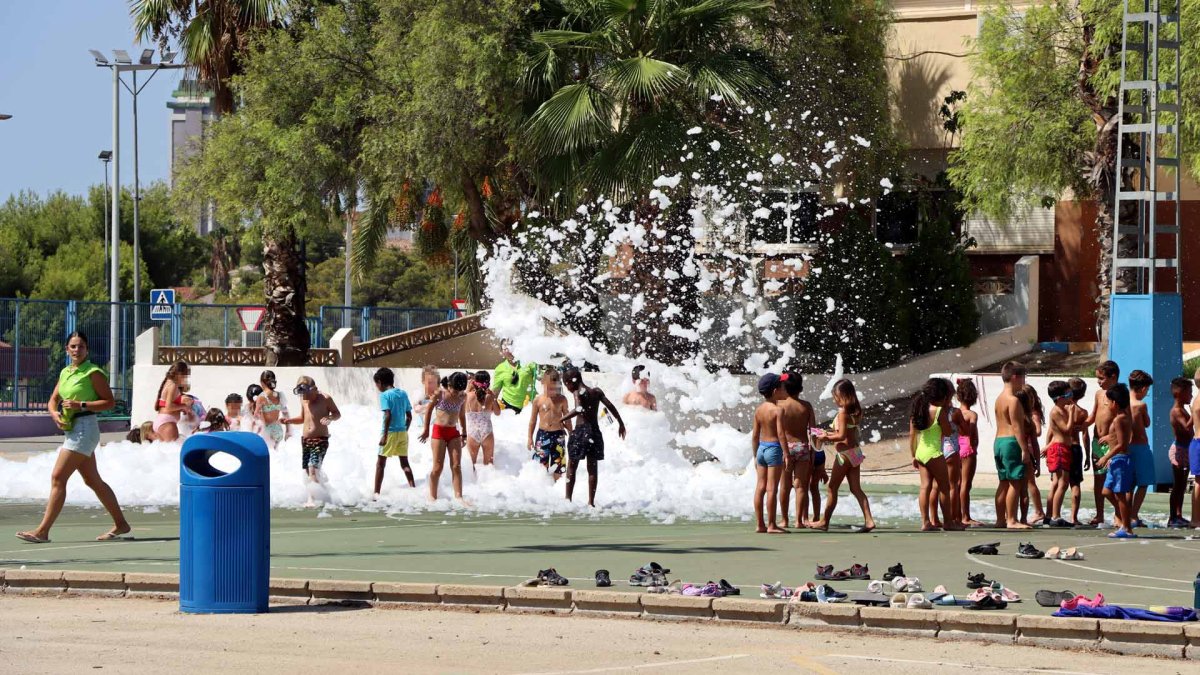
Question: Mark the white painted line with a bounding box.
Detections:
[515,654,749,675]
[1051,559,1190,585]
[965,553,1186,593]
[827,654,1101,675]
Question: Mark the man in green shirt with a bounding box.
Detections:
[493,341,538,414]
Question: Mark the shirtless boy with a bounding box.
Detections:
[1097,384,1134,537]
[1127,370,1155,528]
[1066,378,1090,526]
[1043,381,1074,526]
[776,371,815,529]
[622,366,658,411]
[1167,378,1192,528]
[528,369,572,479]
[1085,361,1121,526]
[283,376,342,506]
[994,361,1032,529]
[751,373,789,534]
[560,367,626,507]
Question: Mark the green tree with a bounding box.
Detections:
[131,0,286,113]
[948,0,1199,346]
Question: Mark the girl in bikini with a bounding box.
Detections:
[255,370,286,449]
[909,378,963,531]
[465,371,501,468]
[245,383,264,436]
[419,372,468,502]
[811,379,876,533]
[152,361,191,442]
[956,379,984,526]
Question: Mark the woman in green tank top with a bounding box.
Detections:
[16,331,130,544]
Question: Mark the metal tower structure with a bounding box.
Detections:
[1108,0,1183,489]
[1112,0,1181,294]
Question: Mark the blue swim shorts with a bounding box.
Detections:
[756,442,783,468]
[1103,453,1132,494]
[1128,443,1156,488]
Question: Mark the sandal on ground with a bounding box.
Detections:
[966,572,993,589]
[718,579,740,596]
[698,582,724,597]
[996,586,1020,603]
[867,580,889,594]
[967,542,1000,555]
[1059,547,1084,560]
[1035,589,1075,607]
[538,568,569,586]
[15,532,49,544]
[845,563,870,580]
[1016,542,1045,559]
[967,593,1008,610]
[814,564,836,580]
[906,593,933,610]
[681,583,702,597]
[1044,546,1061,559]
[595,569,611,587]
[889,593,908,608]
[760,582,786,599]
[882,563,905,581]
[891,576,922,592]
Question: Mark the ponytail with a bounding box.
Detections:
[156,361,189,411]
[910,390,932,431]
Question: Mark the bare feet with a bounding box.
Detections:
[1087,516,1104,526]
[1007,522,1033,530]
[859,523,876,533]
[920,524,941,532]
[766,525,788,534]
[964,519,985,527]
[791,520,808,529]
[944,523,966,532]
[992,521,1006,528]
[810,520,830,531]
[96,525,132,541]
[756,525,768,533]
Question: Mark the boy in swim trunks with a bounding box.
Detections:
[560,367,625,507]
[1127,370,1155,528]
[1097,384,1134,537]
[1043,380,1074,527]
[1066,378,1089,526]
[528,369,571,479]
[1085,361,1121,526]
[777,370,815,529]
[1190,373,1200,527]
[282,376,342,505]
[751,373,789,534]
[1167,378,1192,528]
[374,367,415,496]
[993,361,1032,529]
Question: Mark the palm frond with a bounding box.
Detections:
[351,193,392,280]
[687,51,776,106]
[603,55,685,102]
[526,82,614,155]
[532,29,597,48]
[129,0,178,42]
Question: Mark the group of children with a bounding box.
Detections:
[751,372,876,534]
[751,359,1200,535]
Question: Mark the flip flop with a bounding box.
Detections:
[15,532,49,544]
[595,569,612,587]
[1035,589,1075,607]
[1044,546,1061,559]
[997,587,1020,603]
[96,530,132,542]
[1060,547,1084,560]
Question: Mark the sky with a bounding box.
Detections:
[0,1,183,201]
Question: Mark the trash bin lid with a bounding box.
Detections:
[180,431,271,487]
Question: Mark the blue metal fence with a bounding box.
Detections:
[0,299,454,411]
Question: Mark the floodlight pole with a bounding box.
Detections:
[110,66,120,381]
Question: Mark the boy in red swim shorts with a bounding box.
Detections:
[1043,380,1074,527]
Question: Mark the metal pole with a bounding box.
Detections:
[102,160,110,289]
[454,246,459,300]
[343,216,352,332]
[109,66,120,381]
[132,70,142,313]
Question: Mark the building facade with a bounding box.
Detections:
[167,80,217,236]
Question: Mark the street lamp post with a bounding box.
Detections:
[90,48,183,389]
[0,114,11,120]
[99,151,113,290]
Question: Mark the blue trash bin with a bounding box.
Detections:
[180,431,270,614]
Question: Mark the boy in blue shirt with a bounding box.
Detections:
[374,368,414,496]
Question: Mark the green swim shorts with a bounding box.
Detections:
[1091,439,1108,475]
[994,436,1026,481]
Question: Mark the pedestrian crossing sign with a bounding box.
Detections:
[150,288,175,321]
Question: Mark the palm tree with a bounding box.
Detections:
[521,0,776,359]
[131,0,285,114]
[523,0,775,204]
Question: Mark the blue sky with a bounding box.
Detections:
[0,1,182,201]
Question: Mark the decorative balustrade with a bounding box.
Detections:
[156,345,340,366]
[354,312,486,362]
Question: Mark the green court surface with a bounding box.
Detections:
[0,489,1195,616]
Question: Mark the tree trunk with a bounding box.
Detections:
[262,226,310,366]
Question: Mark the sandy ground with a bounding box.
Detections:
[0,595,1180,674]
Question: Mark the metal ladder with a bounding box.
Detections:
[1112,0,1181,295]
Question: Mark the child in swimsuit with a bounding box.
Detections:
[777,371,815,529]
[955,379,982,526]
[415,365,439,431]
[244,384,264,435]
[1066,377,1089,526]
[1019,384,1047,525]
[419,372,469,503]
[465,371,501,467]
[751,373,788,534]
[1043,380,1076,527]
[811,379,876,533]
[224,393,243,431]
[908,378,962,532]
[282,375,341,507]
[1167,378,1193,528]
[152,361,190,442]
[255,370,287,449]
[528,369,571,479]
[561,367,626,508]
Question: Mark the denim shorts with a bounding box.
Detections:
[63,414,101,457]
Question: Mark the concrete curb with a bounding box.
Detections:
[1,570,1195,660]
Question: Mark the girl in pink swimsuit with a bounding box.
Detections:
[152,361,191,442]
[955,379,983,526]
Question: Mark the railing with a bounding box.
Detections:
[354,312,486,362]
[157,346,340,367]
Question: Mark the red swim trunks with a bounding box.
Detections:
[1045,442,1071,474]
[431,424,461,441]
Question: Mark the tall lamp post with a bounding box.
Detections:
[90,48,184,388]
[99,151,113,290]
[0,114,11,120]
